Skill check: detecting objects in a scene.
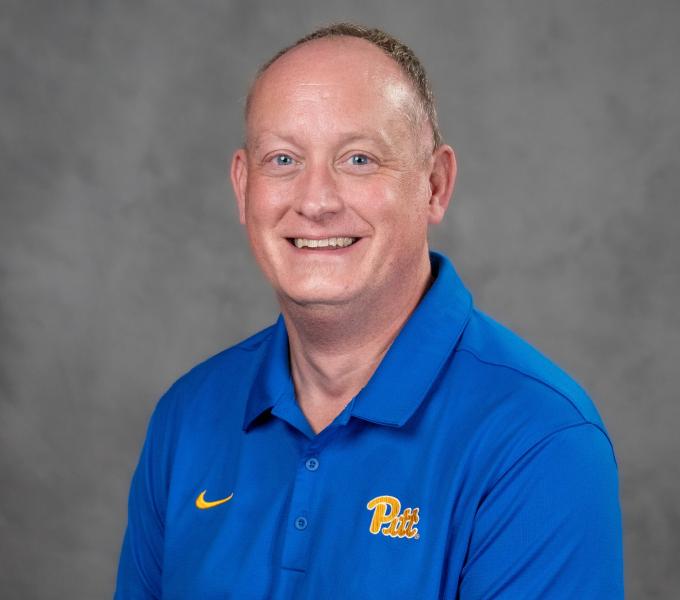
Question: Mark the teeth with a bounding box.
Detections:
[293,237,357,249]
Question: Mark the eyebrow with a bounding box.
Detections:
[248,130,402,157]
[247,133,303,154]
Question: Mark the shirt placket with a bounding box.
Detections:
[280,439,323,573]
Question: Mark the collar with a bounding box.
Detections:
[242,251,473,431]
[242,313,294,431]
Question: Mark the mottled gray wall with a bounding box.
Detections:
[1,1,678,597]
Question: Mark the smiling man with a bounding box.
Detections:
[116,24,623,599]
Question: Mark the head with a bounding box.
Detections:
[231,24,457,312]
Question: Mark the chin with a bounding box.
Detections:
[279,281,357,308]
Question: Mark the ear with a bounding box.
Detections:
[427,144,457,225]
[230,148,248,225]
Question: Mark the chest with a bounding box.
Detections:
[160,418,482,599]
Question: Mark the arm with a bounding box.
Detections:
[114,406,168,600]
[459,423,623,599]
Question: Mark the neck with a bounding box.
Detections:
[280,251,433,432]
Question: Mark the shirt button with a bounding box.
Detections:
[305,457,319,471]
[294,516,308,530]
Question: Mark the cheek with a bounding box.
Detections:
[245,178,289,225]
[361,174,430,223]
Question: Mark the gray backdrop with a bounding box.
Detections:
[2,1,678,598]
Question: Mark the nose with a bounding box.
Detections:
[295,161,343,221]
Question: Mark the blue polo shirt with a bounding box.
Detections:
[115,252,623,599]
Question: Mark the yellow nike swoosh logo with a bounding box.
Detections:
[195,490,234,510]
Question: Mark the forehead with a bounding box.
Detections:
[246,37,421,143]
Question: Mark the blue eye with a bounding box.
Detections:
[350,154,371,166]
[274,154,294,166]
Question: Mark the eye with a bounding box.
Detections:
[349,154,372,166]
[273,153,295,166]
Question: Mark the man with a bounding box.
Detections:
[116,23,623,599]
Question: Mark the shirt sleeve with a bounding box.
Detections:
[114,404,169,600]
[458,422,624,599]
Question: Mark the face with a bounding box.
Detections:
[231,37,456,310]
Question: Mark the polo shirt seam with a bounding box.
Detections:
[454,346,617,466]
[453,346,592,425]
[280,565,306,573]
[461,421,618,580]
[483,421,617,499]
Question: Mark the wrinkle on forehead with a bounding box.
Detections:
[251,74,422,128]
[287,77,419,111]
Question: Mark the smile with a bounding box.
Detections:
[290,237,358,249]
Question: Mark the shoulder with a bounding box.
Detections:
[446,308,615,470]
[150,322,277,427]
[127,324,279,502]
[458,309,604,423]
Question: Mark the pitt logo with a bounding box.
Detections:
[366,495,420,539]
